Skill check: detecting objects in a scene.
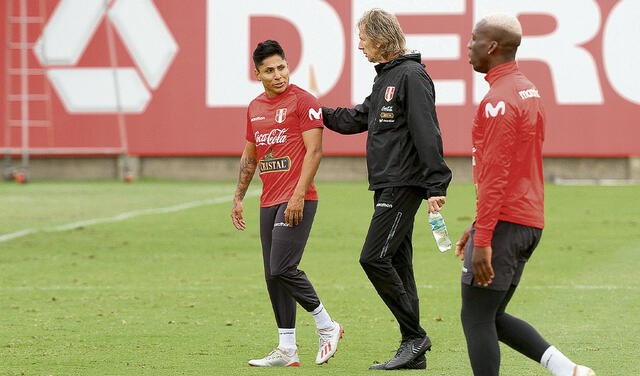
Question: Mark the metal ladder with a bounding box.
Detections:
[3,0,54,182]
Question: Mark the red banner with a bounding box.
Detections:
[1,0,638,157]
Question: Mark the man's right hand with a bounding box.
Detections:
[472,246,494,287]
[231,200,246,230]
[427,196,446,213]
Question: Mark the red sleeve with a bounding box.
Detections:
[474,99,519,247]
[295,92,324,132]
[245,108,254,143]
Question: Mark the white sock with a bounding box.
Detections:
[278,328,296,353]
[540,346,576,376]
[311,302,334,330]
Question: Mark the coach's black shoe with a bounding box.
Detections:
[368,341,408,370]
[368,354,426,370]
[405,354,427,369]
[369,337,431,370]
[385,336,431,370]
[368,362,387,370]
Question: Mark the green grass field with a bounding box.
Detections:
[1,180,639,375]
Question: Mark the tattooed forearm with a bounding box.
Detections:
[234,155,257,202]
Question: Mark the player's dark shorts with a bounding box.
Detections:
[259,200,320,316]
[461,221,543,291]
[259,200,318,272]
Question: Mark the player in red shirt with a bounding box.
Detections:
[455,14,595,376]
[230,40,342,367]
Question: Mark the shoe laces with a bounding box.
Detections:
[394,340,409,357]
[265,348,285,360]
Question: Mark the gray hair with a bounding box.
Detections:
[358,8,406,60]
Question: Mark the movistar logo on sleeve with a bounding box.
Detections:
[308,108,322,120]
[485,101,506,118]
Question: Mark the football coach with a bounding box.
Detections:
[321,8,452,371]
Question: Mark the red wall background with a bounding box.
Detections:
[0,0,638,157]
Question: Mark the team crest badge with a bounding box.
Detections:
[275,108,287,124]
[384,86,395,102]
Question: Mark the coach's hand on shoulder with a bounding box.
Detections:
[472,246,495,287]
[455,225,472,260]
[231,200,246,230]
[284,195,304,227]
[427,196,446,213]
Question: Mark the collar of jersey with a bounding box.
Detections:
[262,84,293,102]
[484,61,518,87]
[375,52,422,74]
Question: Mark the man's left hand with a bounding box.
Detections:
[284,196,304,227]
[427,196,446,213]
[471,246,494,287]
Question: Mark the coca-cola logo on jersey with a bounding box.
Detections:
[255,128,288,146]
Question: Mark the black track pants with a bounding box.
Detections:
[359,186,426,340]
[260,201,320,328]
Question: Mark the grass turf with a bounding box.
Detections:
[0,180,638,375]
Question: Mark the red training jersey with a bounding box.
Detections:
[246,84,324,208]
[472,62,545,247]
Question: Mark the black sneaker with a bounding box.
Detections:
[368,337,431,370]
[405,354,426,369]
[368,341,408,370]
[368,363,388,370]
[368,354,426,370]
[384,336,432,370]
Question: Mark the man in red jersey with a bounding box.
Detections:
[455,14,595,376]
[230,40,342,368]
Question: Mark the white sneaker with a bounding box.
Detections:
[248,348,300,367]
[573,365,596,376]
[315,321,344,365]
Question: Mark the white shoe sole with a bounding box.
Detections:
[248,361,300,367]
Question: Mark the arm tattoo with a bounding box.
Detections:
[234,155,257,202]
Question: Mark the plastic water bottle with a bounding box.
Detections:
[428,212,452,252]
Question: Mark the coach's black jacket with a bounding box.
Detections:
[322,52,452,198]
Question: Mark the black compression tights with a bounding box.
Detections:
[460,284,551,376]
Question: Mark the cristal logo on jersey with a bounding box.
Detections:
[255,128,288,146]
[485,101,506,118]
[275,108,287,123]
[384,86,395,102]
[259,148,291,174]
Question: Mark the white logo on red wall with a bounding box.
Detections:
[33,0,178,113]
[275,108,287,124]
[255,128,288,146]
[384,86,395,102]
